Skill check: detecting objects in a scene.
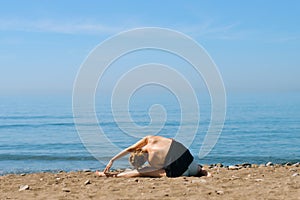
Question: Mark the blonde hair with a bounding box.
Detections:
[129,149,146,169]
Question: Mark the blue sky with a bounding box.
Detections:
[1,0,300,95]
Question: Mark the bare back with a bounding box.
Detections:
[141,136,172,169]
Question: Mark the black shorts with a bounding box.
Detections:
[163,139,194,177]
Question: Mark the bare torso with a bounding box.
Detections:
[141,136,172,169]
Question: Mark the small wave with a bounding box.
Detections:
[0,122,75,129]
[0,115,73,120]
[0,154,97,161]
[0,121,123,129]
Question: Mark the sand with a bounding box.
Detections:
[1,164,299,200]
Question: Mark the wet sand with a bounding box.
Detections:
[1,164,299,200]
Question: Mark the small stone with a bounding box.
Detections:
[292,173,299,177]
[242,163,251,168]
[292,162,300,167]
[83,169,91,172]
[20,173,26,176]
[289,168,297,172]
[56,178,61,180]
[134,179,139,182]
[164,194,169,196]
[228,165,239,170]
[84,180,91,185]
[19,185,29,191]
[231,175,240,179]
[216,190,224,195]
[285,162,292,166]
[255,179,263,182]
[266,162,273,167]
[62,188,70,192]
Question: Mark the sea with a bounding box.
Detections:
[0,92,299,175]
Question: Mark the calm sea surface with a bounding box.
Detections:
[0,93,299,175]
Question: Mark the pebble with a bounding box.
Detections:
[292,162,300,167]
[84,180,91,185]
[216,190,224,195]
[231,175,240,179]
[62,188,71,192]
[242,163,251,168]
[83,169,91,172]
[228,165,240,170]
[285,162,292,166]
[20,173,26,176]
[19,185,29,191]
[266,162,273,167]
[255,179,263,182]
[289,168,297,172]
[292,173,299,177]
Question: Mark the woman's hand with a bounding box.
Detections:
[103,160,113,174]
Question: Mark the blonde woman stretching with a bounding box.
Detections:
[96,135,209,178]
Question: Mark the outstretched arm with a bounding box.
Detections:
[96,166,166,178]
[103,136,150,173]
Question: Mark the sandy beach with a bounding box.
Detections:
[1,164,299,200]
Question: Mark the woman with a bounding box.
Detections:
[96,135,209,178]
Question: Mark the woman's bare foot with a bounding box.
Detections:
[95,171,106,177]
[95,171,118,177]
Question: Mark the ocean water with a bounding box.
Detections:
[0,93,299,175]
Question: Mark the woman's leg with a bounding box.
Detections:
[117,167,166,178]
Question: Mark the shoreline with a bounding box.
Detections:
[1,161,299,176]
[1,163,299,199]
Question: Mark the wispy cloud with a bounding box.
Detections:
[0,17,247,40]
[2,18,297,44]
[0,18,126,35]
[179,20,300,43]
[178,20,246,40]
